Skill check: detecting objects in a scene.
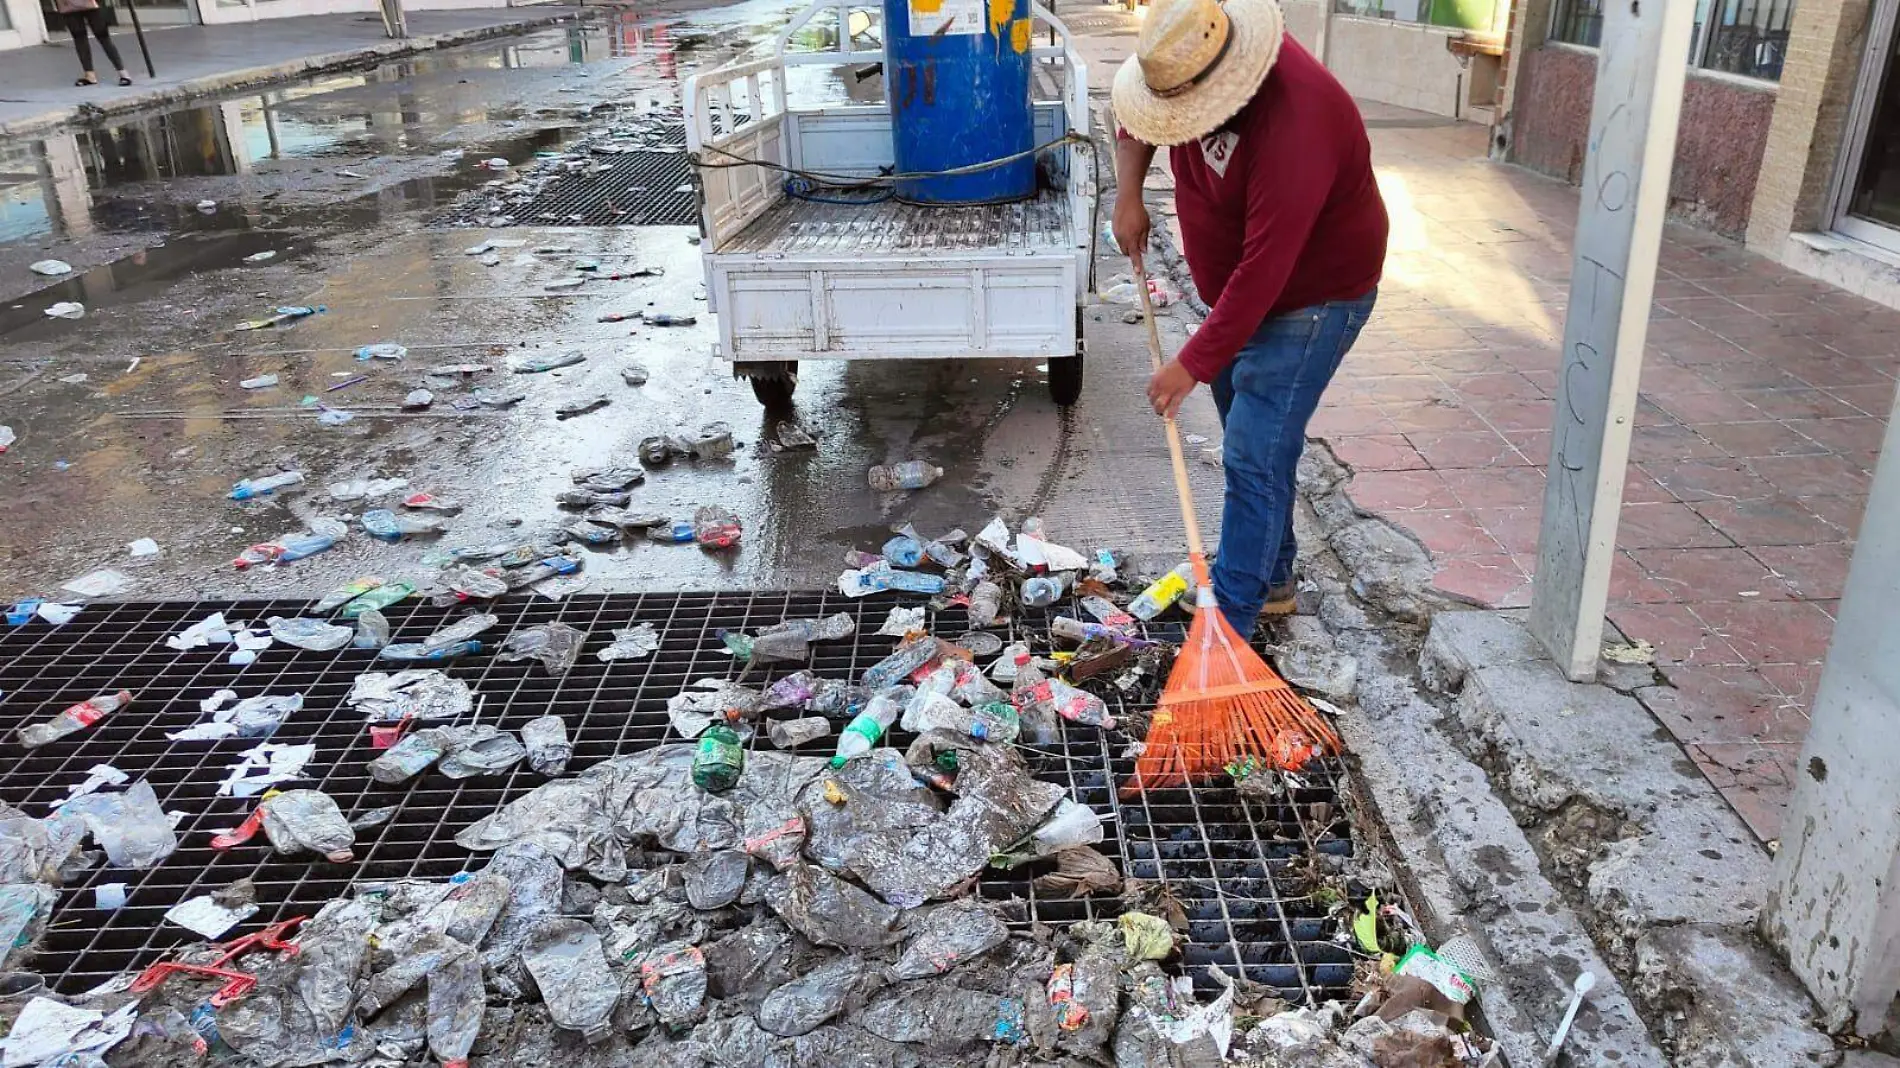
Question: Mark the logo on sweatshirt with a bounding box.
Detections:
[1200,130,1240,177]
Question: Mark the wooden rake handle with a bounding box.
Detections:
[1135,265,1213,589]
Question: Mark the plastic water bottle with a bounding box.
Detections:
[18,690,132,748]
[882,535,925,568]
[1021,573,1070,609]
[838,564,946,597]
[353,609,390,650]
[693,506,742,549]
[864,634,939,690]
[867,461,943,492]
[1011,654,1060,744]
[968,701,1021,742]
[649,521,696,544]
[315,577,383,613]
[968,581,1004,627]
[1129,562,1194,620]
[1081,595,1135,631]
[1052,617,1127,644]
[692,723,744,792]
[229,471,304,501]
[1047,678,1115,728]
[380,640,482,662]
[830,688,907,767]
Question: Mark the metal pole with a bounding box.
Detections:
[1526,0,1696,680]
[121,0,156,78]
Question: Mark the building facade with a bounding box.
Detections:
[0,0,514,50]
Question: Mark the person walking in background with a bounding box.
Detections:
[1112,0,1388,636]
[59,0,133,88]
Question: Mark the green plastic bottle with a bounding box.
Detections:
[692,723,745,793]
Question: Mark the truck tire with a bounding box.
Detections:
[745,363,798,408]
[1048,355,1083,406]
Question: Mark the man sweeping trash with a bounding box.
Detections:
[1112,0,1388,635]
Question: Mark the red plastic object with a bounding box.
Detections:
[210,806,269,850]
[130,916,307,1007]
[368,713,415,749]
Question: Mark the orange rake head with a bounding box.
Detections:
[1122,573,1341,798]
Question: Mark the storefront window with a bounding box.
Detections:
[1549,0,1791,81]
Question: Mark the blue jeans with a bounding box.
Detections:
[1210,290,1376,633]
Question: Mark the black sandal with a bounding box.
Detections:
[117,76,131,86]
[74,76,96,87]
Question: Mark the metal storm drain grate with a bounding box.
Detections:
[0,593,1354,1000]
[433,150,699,228]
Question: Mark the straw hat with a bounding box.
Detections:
[1112,0,1286,147]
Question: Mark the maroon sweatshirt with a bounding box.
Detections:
[1124,39,1388,382]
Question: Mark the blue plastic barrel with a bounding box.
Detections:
[882,0,1037,204]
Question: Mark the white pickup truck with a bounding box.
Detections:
[683,0,1096,407]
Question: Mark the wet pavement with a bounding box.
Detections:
[0,1,1223,605]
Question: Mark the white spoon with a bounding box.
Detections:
[1544,970,1598,1064]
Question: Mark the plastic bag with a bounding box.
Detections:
[64,781,176,869]
[436,726,526,779]
[636,942,708,1027]
[498,623,585,675]
[267,617,353,652]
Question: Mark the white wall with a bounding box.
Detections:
[1281,0,1322,49]
[1323,15,1471,117]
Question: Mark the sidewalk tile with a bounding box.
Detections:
[1610,551,1683,604]
[1441,467,1545,511]
[1617,501,1733,549]
[1686,742,1798,840]
[1404,509,1503,556]
[1697,420,1830,458]
[1793,495,1867,538]
[1735,388,1863,421]
[1692,359,1803,390]
[1759,661,1826,707]
[1642,458,1776,502]
[1747,453,1872,497]
[1409,429,1525,468]
[1431,554,1530,608]
[1647,391,1768,424]
[1329,434,1428,472]
[1643,666,1808,744]
[1748,543,1853,601]
[1607,603,1746,666]
[1627,547,1792,601]
[1346,470,1453,512]
[1693,600,1837,664]
[1692,497,1843,546]
[1473,508,1542,555]
[1785,416,1887,457]
[1310,404,1393,436]
[1380,401,1490,435]
[1630,423,1728,461]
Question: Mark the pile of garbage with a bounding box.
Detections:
[0,513,1500,1066]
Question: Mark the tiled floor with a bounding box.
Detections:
[1330,105,1891,842]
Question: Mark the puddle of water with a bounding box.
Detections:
[0,230,301,339]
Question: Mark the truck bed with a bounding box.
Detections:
[720,185,1073,256]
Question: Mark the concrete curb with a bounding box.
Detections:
[0,10,587,141]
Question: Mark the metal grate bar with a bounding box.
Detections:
[0,593,1353,999]
[433,149,699,229]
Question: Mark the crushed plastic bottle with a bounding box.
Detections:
[521,715,571,776]
[564,521,618,546]
[837,563,946,598]
[18,690,132,748]
[229,471,304,501]
[427,943,482,1068]
[1010,654,1060,744]
[259,790,355,862]
[968,581,1004,627]
[1021,572,1072,609]
[1130,562,1195,620]
[522,919,617,1040]
[421,613,498,652]
[689,506,742,549]
[353,609,391,650]
[367,728,448,784]
[889,902,1010,980]
[267,617,352,652]
[434,566,508,605]
[671,423,735,460]
[342,577,416,619]
[380,641,482,662]
[862,634,940,690]
[315,577,383,613]
[555,488,630,509]
[867,461,943,492]
[338,582,415,619]
[497,623,584,675]
[1052,617,1140,645]
[648,520,695,544]
[692,723,745,793]
[881,535,925,568]
[233,519,348,569]
[509,351,585,373]
[830,687,908,767]
[769,716,831,750]
[362,509,447,542]
[637,943,708,1027]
